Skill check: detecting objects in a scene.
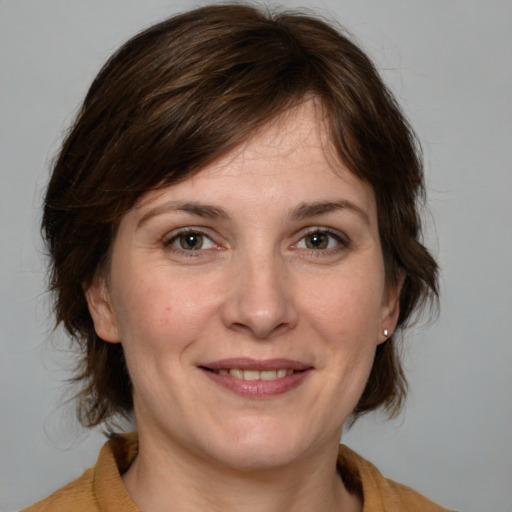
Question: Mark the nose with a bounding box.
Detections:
[221,250,299,339]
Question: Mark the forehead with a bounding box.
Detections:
[136,99,375,215]
[209,99,337,176]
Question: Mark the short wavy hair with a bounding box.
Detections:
[42,3,438,428]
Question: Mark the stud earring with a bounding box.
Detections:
[383,329,389,337]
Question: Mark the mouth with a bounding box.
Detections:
[199,358,312,398]
[207,368,296,381]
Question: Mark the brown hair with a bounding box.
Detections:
[42,3,438,427]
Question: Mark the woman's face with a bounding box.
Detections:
[87,100,401,471]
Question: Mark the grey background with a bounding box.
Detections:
[1,1,511,511]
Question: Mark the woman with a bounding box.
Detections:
[24,4,451,511]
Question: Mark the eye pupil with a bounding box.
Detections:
[180,233,203,250]
[306,233,328,249]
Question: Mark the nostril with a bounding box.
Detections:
[221,272,299,338]
[229,320,290,340]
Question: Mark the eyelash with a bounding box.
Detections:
[163,228,218,258]
[293,228,350,256]
[162,227,350,258]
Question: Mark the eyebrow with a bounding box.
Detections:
[291,200,370,225]
[137,200,229,227]
[137,198,370,227]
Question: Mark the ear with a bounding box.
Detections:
[379,271,405,344]
[84,277,120,343]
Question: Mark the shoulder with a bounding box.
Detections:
[376,478,455,512]
[338,445,457,512]
[19,467,98,512]
[20,433,139,512]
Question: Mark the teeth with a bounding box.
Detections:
[229,369,243,379]
[243,370,259,381]
[222,369,294,381]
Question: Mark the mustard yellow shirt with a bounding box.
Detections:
[22,433,454,511]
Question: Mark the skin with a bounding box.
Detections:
[86,99,401,512]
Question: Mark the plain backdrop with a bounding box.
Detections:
[1,1,511,511]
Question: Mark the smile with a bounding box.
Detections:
[214,369,295,380]
[200,359,312,398]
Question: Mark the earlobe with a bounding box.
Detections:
[379,271,405,344]
[84,278,120,343]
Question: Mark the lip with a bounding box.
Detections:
[202,358,312,371]
[199,358,313,399]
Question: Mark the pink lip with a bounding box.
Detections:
[199,358,313,399]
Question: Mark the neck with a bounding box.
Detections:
[122,430,361,512]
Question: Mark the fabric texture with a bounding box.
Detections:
[21,433,454,511]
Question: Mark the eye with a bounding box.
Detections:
[295,230,347,251]
[166,230,216,251]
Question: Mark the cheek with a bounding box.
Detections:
[111,279,198,395]
[302,269,385,398]
[111,269,219,353]
[304,272,385,342]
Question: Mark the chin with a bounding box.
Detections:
[203,418,320,472]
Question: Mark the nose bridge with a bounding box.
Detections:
[224,242,297,339]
